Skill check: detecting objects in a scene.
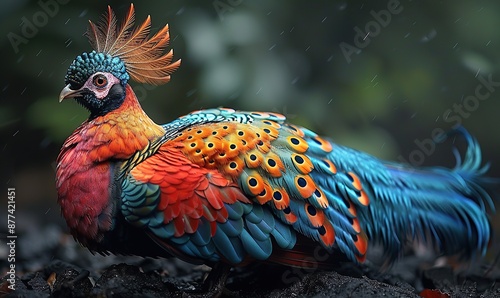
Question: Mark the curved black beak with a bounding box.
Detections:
[59,84,83,102]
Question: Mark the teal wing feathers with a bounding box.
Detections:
[119,108,494,266]
[120,142,296,264]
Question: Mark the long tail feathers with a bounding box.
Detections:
[360,128,495,264]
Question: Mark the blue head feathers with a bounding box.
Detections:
[65,51,130,89]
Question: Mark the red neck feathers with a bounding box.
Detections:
[56,85,164,247]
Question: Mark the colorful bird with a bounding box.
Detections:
[56,4,495,294]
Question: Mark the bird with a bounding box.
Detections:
[56,4,496,294]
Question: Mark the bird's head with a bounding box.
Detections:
[59,4,180,118]
[60,51,129,117]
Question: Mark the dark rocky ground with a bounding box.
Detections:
[1,214,500,297]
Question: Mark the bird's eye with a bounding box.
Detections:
[93,74,108,88]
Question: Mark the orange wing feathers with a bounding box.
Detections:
[129,144,251,237]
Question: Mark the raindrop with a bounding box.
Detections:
[228,92,239,100]
[268,44,276,50]
[305,46,310,51]
[444,110,451,119]
[37,70,43,77]
[267,11,272,16]
[404,32,410,39]
[420,29,437,43]
[45,208,51,215]
[256,87,262,95]
[435,116,440,122]
[328,99,333,104]
[13,130,19,137]
[17,55,24,63]
[79,9,88,18]
[36,49,42,56]
[321,17,327,23]
[65,18,70,25]
[410,112,417,119]
[291,77,299,84]
[176,7,185,15]
[337,2,347,10]
[289,26,295,32]
[21,87,27,95]
[370,75,378,82]
[280,31,284,35]
[327,55,333,62]
[454,18,461,23]
[186,89,197,97]
[486,40,491,46]
[475,68,480,78]
[452,43,459,49]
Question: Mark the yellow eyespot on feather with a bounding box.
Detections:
[312,136,333,153]
[246,173,265,196]
[318,220,335,247]
[294,175,317,199]
[321,159,337,174]
[282,206,297,224]
[286,136,309,153]
[311,188,329,208]
[291,153,314,174]
[286,124,305,137]
[272,188,290,210]
[223,157,244,177]
[244,150,263,168]
[255,181,273,204]
[304,203,326,228]
[261,119,282,129]
[348,172,370,206]
[263,152,284,177]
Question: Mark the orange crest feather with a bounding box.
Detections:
[86,4,181,85]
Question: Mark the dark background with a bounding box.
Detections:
[1,0,500,271]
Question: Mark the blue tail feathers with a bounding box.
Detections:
[328,127,495,262]
[376,128,493,260]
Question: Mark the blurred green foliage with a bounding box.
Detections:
[2,0,500,213]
